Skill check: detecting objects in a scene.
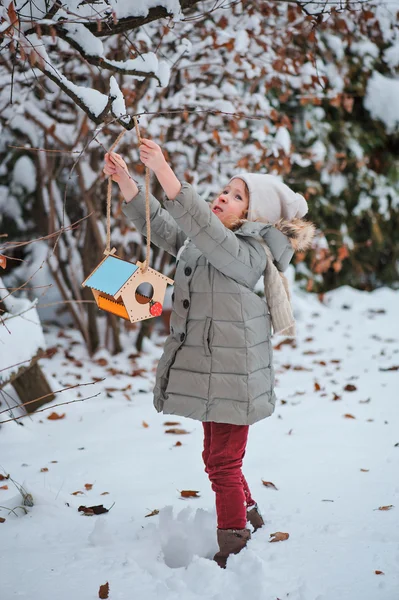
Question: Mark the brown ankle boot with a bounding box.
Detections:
[246,503,265,532]
[213,528,251,568]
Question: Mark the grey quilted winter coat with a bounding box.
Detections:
[122,182,294,425]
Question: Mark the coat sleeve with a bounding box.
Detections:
[121,186,187,257]
[163,182,267,288]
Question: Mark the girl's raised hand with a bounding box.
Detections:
[139,139,166,173]
[103,152,131,184]
[103,152,138,202]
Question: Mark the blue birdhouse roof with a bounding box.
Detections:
[85,256,138,296]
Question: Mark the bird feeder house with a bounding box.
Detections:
[82,249,174,323]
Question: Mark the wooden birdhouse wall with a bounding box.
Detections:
[121,270,169,323]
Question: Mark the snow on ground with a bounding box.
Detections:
[1,286,398,600]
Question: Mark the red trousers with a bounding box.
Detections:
[202,422,256,530]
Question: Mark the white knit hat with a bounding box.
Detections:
[229,173,308,224]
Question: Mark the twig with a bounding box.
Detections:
[0,284,52,292]
[0,265,46,308]
[0,505,27,517]
[0,355,44,374]
[36,299,96,308]
[0,391,103,424]
[0,379,105,416]
[8,145,83,154]
[0,213,91,251]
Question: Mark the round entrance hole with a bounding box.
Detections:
[135,282,154,305]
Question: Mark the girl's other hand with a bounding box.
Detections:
[139,139,167,173]
[103,152,138,202]
[104,152,130,184]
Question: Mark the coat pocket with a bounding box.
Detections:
[203,317,213,356]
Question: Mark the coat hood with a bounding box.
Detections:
[273,217,316,252]
[235,217,316,272]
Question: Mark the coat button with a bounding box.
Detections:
[183,299,189,309]
[184,266,192,276]
[180,333,185,342]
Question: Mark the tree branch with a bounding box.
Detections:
[27,25,164,85]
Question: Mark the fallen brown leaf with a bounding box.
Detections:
[0,474,9,481]
[43,346,58,359]
[343,414,356,419]
[360,469,369,472]
[47,412,66,420]
[375,570,384,575]
[269,531,289,543]
[142,421,149,428]
[105,384,132,393]
[40,468,49,472]
[84,484,93,491]
[96,358,108,367]
[78,504,109,515]
[108,368,126,376]
[262,480,278,490]
[0,516,5,523]
[344,384,357,392]
[332,393,341,401]
[165,428,189,435]
[274,339,296,351]
[379,365,399,371]
[71,491,84,496]
[100,492,109,496]
[164,421,181,426]
[174,441,182,447]
[132,368,146,377]
[98,582,109,599]
[145,509,159,518]
[0,485,8,490]
[180,490,200,498]
[314,382,321,392]
[377,505,394,511]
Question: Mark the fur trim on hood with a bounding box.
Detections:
[230,216,316,252]
[273,218,316,252]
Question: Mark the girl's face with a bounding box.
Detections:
[210,178,249,226]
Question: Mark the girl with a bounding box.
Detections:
[104,140,314,568]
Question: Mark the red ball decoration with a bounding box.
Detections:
[150,302,163,317]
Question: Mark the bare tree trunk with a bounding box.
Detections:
[82,219,101,355]
[136,318,155,353]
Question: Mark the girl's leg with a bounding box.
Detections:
[206,422,250,530]
[202,422,212,474]
[242,475,256,509]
